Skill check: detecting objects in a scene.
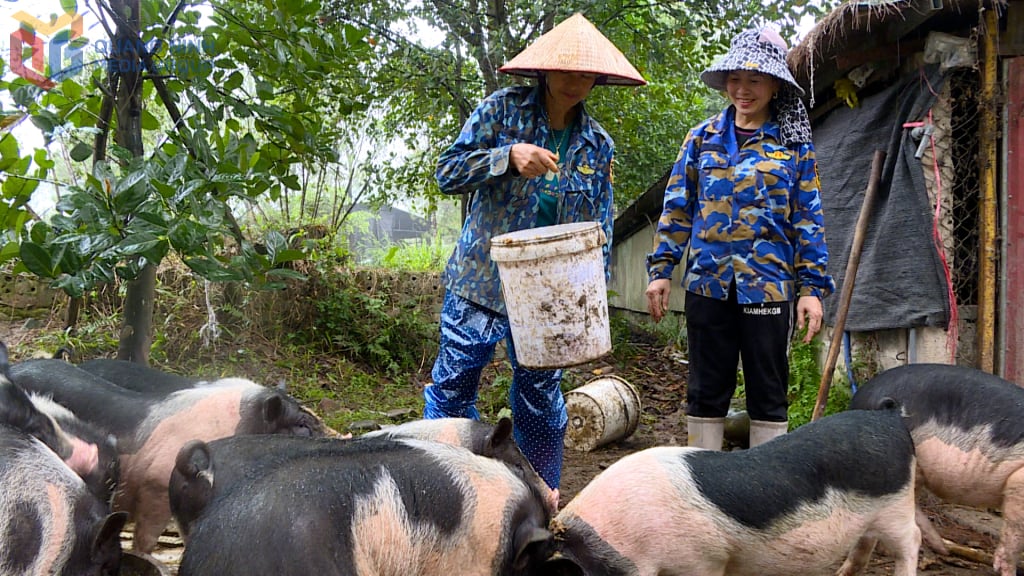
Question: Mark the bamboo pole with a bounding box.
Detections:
[812,150,886,422]
[977,9,998,373]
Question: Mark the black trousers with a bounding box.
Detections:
[684,288,793,422]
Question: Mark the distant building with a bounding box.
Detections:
[346,203,432,260]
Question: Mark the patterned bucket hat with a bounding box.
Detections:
[700,27,803,96]
[701,26,812,145]
[499,13,647,86]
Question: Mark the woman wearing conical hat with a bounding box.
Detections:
[428,13,644,510]
[646,26,835,452]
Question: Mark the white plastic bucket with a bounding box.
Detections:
[563,375,641,452]
[490,222,611,369]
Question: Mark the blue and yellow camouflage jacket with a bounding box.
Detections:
[435,85,615,314]
[647,106,835,303]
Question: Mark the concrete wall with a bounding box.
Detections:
[608,221,686,314]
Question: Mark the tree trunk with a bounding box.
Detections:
[110,0,152,364]
[117,264,155,363]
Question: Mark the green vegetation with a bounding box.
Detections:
[787,336,851,429]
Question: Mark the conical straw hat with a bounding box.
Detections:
[499,13,646,86]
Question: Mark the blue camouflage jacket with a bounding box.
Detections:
[647,106,835,303]
[435,85,615,314]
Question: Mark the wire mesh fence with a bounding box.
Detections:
[923,68,981,364]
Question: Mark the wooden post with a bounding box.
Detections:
[977,9,998,373]
[812,150,886,422]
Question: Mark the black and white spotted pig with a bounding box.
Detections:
[77,357,336,438]
[0,424,127,576]
[365,417,556,511]
[0,343,116,503]
[170,417,553,539]
[851,363,1024,576]
[177,436,553,576]
[9,358,330,553]
[24,393,120,505]
[548,409,920,576]
[77,358,196,393]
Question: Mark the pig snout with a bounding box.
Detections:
[64,437,100,478]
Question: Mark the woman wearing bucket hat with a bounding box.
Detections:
[645,26,835,451]
[427,13,644,508]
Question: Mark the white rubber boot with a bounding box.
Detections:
[749,420,788,447]
[686,416,725,451]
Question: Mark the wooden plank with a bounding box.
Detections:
[999,1,1024,56]
[1004,57,1024,383]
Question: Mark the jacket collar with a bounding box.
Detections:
[519,84,600,148]
[709,105,783,144]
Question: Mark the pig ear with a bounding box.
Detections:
[878,396,901,411]
[0,341,9,379]
[176,440,213,480]
[489,417,515,450]
[544,555,585,576]
[91,511,128,561]
[262,394,284,424]
[512,525,552,571]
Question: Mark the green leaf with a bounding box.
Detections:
[110,233,163,257]
[0,134,20,171]
[273,248,304,264]
[69,142,93,162]
[0,241,20,263]
[224,71,244,91]
[30,114,55,134]
[3,175,38,200]
[266,267,306,281]
[52,273,86,298]
[184,256,245,282]
[33,148,55,170]
[140,109,161,130]
[61,78,84,100]
[20,243,56,278]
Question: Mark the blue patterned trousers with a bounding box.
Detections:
[425,291,566,489]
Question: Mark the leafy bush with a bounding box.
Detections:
[787,336,850,429]
[307,269,438,377]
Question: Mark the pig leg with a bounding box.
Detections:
[835,536,877,576]
[128,492,172,553]
[877,502,921,576]
[994,468,1024,576]
[915,506,948,554]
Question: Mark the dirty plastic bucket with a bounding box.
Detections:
[563,375,641,452]
[490,222,610,369]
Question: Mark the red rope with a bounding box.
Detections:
[926,108,959,362]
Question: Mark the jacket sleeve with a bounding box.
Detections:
[788,141,836,299]
[598,153,615,284]
[434,90,515,195]
[646,131,700,282]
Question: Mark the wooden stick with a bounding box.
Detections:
[941,538,992,565]
[811,150,886,421]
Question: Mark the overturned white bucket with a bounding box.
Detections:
[563,375,641,452]
[490,222,611,369]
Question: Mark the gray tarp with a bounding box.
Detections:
[813,64,950,331]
